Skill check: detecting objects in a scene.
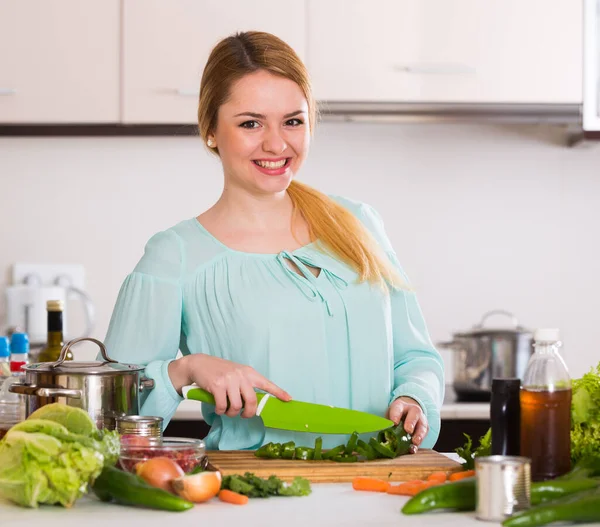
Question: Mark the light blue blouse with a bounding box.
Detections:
[104,196,445,450]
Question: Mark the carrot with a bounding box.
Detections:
[352,477,390,492]
[449,469,476,482]
[218,489,249,505]
[386,480,426,496]
[426,471,448,484]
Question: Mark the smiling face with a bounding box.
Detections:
[208,70,311,196]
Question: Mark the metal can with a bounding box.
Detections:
[116,415,163,444]
[475,455,531,522]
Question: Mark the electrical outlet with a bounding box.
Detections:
[11,263,85,289]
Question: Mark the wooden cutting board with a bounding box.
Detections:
[206,449,462,483]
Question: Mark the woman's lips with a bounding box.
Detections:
[252,158,291,176]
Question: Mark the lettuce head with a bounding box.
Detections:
[571,362,600,464]
[0,404,120,508]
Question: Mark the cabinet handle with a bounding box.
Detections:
[393,64,476,75]
[175,89,199,97]
[0,88,17,96]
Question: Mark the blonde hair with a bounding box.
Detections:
[198,31,403,288]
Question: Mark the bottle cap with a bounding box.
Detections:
[47,300,64,312]
[534,328,560,343]
[10,333,29,355]
[0,336,9,358]
[492,378,521,394]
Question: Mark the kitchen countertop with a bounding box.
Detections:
[1,454,494,527]
[172,386,491,421]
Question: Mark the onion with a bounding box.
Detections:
[135,456,185,492]
[171,471,222,503]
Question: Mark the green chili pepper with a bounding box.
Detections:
[255,442,283,459]
[502,487,600,527]
[281,441,295,459]
[357,439,377,460]
[295,447,314,461]
[531,478,600,505]
[330,454,358,463]
[401,477,477,515]
[369,437,395,459]
[313,437,323,461]
[345,432,359,456]
[322,445,345,460]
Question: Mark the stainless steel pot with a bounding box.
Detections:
[438,310,533,401]
[9,337,154,430]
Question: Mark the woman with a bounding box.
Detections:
[105,31,444,451]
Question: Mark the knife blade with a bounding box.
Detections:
[182,386,394,434]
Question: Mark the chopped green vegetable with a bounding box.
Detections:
[220,472,311,497]
[571,362,600,465]
[455,428,491,470]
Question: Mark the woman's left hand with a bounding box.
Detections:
[387,396,429,452]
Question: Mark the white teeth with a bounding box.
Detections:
[255,159,287,169]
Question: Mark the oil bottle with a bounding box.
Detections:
[520,328,571,481]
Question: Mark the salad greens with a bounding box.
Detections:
[571,362,600,464]
[0,403,119,508]
[455,428,491,470]
[220,472,311,497]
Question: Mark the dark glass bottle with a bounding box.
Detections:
[38,300,73,362]
[490,378,521,456]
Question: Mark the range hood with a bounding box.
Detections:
[319,102,582,125]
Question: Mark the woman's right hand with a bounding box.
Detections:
[168,354,292,419]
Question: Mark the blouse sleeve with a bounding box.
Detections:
[357,203,445,449]
[103,230,184,428]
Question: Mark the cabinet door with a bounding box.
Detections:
[122,0,307,124]
[309,0,582,104]
[0,0,119,123]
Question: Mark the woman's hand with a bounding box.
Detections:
[168,354,291,418]
[387,396,429,452]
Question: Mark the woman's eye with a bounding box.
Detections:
[240,120,260,129]
[285,118,304,127]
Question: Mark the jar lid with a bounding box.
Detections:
[116,415,163,435]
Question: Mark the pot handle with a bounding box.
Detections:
[475,310,522,330]
[436,340,461,350]
[51,337,118,368]
[9,382,82,399]
[140,378,155,392]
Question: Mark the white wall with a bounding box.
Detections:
[1,123,599,380]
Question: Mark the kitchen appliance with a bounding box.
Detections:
[438,310,534,401]
[205,449,461,483]
[5,277,95,347]
[9,337,154,430]
[183,386,395,434]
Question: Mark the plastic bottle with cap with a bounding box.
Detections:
[9,332,29,376]
[520,328,571,481]
[0,336,10,380]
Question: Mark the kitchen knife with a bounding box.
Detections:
[182,386,394,434]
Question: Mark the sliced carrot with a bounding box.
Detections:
[218,489,249,505]
[352,477,390,492]
[386,481,426,496]
[449,469,476,482]
[427,471,448,484]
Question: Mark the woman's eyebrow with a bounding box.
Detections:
[233,110,306,119]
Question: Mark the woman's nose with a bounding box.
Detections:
[262,128,287,155]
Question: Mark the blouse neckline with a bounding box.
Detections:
[191,217,317,258]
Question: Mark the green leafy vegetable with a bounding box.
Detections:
[0,404,120,508]
[455,428,491,470]
[571,362,600,465]
[220,472,311,498]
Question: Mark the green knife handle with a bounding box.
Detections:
[184,387,266,410]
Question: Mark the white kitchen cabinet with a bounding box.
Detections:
[308,0,582,104]
[0,0,119,123]
[583,0,600,132]
[122,0,307,124]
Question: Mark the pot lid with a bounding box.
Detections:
[25,337,145,375]
[25,360,144,375]
[454,310,532,338]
